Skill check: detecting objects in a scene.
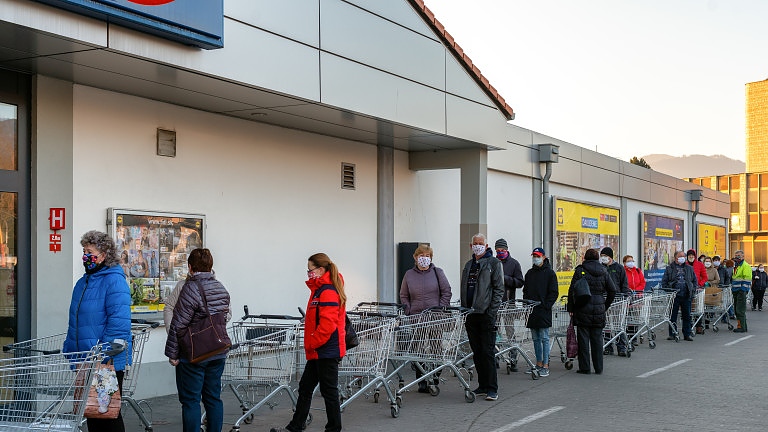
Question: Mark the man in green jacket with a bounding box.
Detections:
[731,249,752,332]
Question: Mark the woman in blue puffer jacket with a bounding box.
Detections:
[64,230,132,432]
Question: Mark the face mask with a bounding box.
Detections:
[82,253,104,274]
[677,257,686,265]
[625,261,635,269]
[760,268,765,273]
[704,262,712,268]
[599,256,610,265]
[472,244,486,257]
[307,270,320,280]
[713,261,721,267]
[417,256,431,268]
[687,256,695,263]
[532,257,543,266]
[496,250,509,260]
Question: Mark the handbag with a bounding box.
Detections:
[345,314,360,349]
[84,361,122,419]
[566,318,578,359]
[179,280,232,363]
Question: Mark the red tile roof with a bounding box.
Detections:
[409,0,515,120]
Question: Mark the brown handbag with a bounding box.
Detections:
[179,280,231,363]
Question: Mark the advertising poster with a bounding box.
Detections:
[108,209,205,316]
[698,223,726,260]
[641,213,684,290]
[554,198,620,297]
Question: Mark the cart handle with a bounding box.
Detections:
[241,305,303,321]
[131,318,161,328]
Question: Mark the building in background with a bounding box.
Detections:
[747,79,768,173]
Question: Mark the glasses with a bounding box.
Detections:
[307,267,319,275]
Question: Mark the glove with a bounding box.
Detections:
[704,282,711,287]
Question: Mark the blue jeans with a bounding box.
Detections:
[530,327,550,365]
[669,295,692,338]
[176,358,226,432]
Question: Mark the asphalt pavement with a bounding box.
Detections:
[120,308,768,432]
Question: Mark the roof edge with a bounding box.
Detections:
[409,0,515,121]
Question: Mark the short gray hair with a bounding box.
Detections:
[80,230,119,267]
[471,233,486,243]
[674,250,685,257]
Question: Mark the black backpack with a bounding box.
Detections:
[312,285,359,349]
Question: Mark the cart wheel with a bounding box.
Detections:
[465,390,476,403]
[531,369,540,380]
[305,413,313,427]
[396,395,402,407]
[712,325,719,333]
[145,428,153,432]
[506,365,512,375]
[648,340,656,349]
[728,324,734,331]
[564,360,573,370]
[625,349,631,358]
[629,343,636,352]
[242,413,254,424]
[560,353,566,363]
[373,391,379,403]
[639,335,644,344]
[650,331,656,341]
[674,336,680,342]
[429,385,440,397]
[398,380,404,389]
[391,405,400,418]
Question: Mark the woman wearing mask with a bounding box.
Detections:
[64,231,132,432]
[703,256,720,287]
[399,244,452,393]
[622,255,646,292]
[699,256,720,333]
[752,264,767,311]
[271,253,346,432]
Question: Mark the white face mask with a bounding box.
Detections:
[677,257,686,265]
[704,262,712,268]
[599,256,610,265]
[761,268,765,273]
[688,256,695,263]
[532,257,543,266]
[625,261,635,269]
[472,244,486,257]
[713,261,721,267]
[417,256,431,268]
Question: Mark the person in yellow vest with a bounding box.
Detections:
[731,250,752,333]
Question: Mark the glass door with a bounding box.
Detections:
[0,102,18,346]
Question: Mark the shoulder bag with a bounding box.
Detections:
[313,285,358,349]
[179,280,231,363]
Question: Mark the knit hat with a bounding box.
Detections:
[494,238,508,250]
[600,247,614,259]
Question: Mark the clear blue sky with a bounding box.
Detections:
[426,0,768,162]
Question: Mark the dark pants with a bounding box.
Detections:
[465,313,498,393]
[733,290,747,331]
[176,358,225,432]
[287,358,341,432]
[752,288,765,310]
[87,370,125,432]
[669,295,692,338]
[576,326,603,373]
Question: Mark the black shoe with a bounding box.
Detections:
[594,370,602,375]
[471,387,487,396]
[576,370,591,374]
[666,336,676,340]
[733,328,746,333]
[417,381,429,393]
[618,350,627,357]
[684,336,694,341]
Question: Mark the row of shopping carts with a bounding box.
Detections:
[0,320,157,432]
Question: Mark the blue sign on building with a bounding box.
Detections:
[33,0,224,49]
[581,217,599,230]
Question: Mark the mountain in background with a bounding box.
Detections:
[640,154,745,178]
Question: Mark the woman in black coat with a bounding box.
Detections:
[752,264,767,311]
[522,250,559,376]
[567,248,617,375]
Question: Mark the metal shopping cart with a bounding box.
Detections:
[649,287,679,342]
[626,292,653,350]
[550,298,575,370]
[339,312,399,417]
[701,285,734,333]
[222,311,303,432]
[689,288,706,332]
[123,320,159,432]
[603,295,630,357]
[0,341,123,431]
[495,299,539,378]
[2,333,67,358]
[388,306,476,403]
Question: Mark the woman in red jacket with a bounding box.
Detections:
[622,255,646,292]
[272,253,346,432]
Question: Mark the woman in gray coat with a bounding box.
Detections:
[399,244,452,392]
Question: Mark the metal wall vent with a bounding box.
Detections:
[341,163,355,190]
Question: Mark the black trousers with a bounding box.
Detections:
[287,358,341,432]
[576,326,604,374]
[752,288,765,310]
[86,370,125,432]
[465,313,498,392]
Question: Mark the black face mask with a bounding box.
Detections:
[83,261,105,275]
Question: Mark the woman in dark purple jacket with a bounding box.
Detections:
[399,244,452,392]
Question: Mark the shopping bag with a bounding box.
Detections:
[704,287,722,306]
[84,362,122,419]
[566,319,578,359]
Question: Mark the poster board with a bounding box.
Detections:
[640,213,684,290]
[697,223,726,260]
[553,198,620,297]
[107,209,205,317]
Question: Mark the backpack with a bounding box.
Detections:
[573,271,591,308]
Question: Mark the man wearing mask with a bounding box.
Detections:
[495,239,524,302]
[731,250,752,332]
[460,233,504,401]
[662,251,697,341]
[713,256,731,287]
[600,247,630,356]
[686,249,707,288]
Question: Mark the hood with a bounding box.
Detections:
[581,259,607,277]
[686,249,697,257]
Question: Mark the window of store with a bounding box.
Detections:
[718,176,729,192]
[731,191,740,214]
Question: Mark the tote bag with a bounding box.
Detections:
[179,281,231,363]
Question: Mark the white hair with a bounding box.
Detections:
[472,233,486,243]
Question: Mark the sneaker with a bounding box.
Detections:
[471,387,487,396]
[617,350,627,357]
[485,391,498,401]
[538,367,550,377]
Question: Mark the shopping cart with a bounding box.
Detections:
[626,292,653,350]
[0,341,123,431]
[701,285,734,333]
[689,288,706,332]
[388,306,476,403]
[123,320,159,432]
[650,287,679,342]
[2,333,67,358]
[339,311,398,417]
[550,298,575,370]
[602,295,630,357]
[495,299,539,378]
[222,311,302,431]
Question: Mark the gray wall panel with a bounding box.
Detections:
[581,165,621,195]
[321,53,445,133]
[225,0,320,47]
[445,53,495,106]
[344,0,439,41]
[446,95,506,148]
[621,160,652,181]
[488,142,535,177]
[581,148,622,172]
[321,0,445,90]
[650,183,678,208]
[548,158,582,186]
[621,175,651,202]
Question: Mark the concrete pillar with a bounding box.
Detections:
[377,126,395,302]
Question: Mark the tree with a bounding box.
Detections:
[630,156,651,169]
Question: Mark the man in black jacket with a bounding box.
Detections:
[661,250,697,341]
[495,238,524,301]
[600,247,631,356]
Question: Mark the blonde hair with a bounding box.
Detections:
[309,253,346,306]
[413,244,433,259]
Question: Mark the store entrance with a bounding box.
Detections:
[0,69,30,343]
